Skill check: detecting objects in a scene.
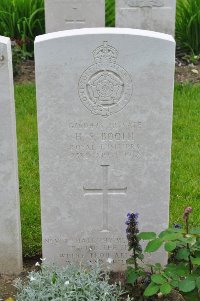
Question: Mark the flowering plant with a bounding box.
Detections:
[125,212,145,287]
[15,262,126,301]
[126,213,143,265]
[126,207,200,299]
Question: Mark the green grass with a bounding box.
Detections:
[170,83,200,228]
[15,83,200,257]
[15,84,41,257]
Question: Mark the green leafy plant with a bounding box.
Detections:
[181,54,200,64]
[15,262,127,301]
[126,207,200,300]
[176,0,200,55]
[0,0,45,57]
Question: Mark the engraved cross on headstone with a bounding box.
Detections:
[127,0,165,29]
[65,5,85,28]
[83,165,127,232]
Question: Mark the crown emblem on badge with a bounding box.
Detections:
[78,41,133,118]
[93,41,118,65]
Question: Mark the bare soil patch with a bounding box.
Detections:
[175,61,200,84]
[15,60,35,84]
[0,257,39,300]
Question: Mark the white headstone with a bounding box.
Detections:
[116,0,176,36]
[45,0,105,33]
[35,28,175,271]
[0,36,22,274]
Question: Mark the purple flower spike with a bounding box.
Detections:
[134,213,139,219]
[125,211,143,269]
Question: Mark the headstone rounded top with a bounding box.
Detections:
[0,35,10,45]
[35,28,175,44]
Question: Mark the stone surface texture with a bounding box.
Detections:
[116,0,176,36]
[35,28,175,271]
[0,36,22,274]
[45,0,105,33]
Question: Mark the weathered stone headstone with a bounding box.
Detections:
[116,0,176,36]
[35,28,175,270]
[45,0,105,33]
[0,36,22,274]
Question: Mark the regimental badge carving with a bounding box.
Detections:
[0,45,5,68]
[0,54,5,68]
[78,42,133,118]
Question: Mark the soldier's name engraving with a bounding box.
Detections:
[65,19,85,25]
[66,119,142,160]
[127,0,164,7]
[75,132,135,141]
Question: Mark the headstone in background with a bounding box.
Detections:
[35,28,175,271]
[0,36,22,274]
[116,0,176,36]
[45,0,105,33]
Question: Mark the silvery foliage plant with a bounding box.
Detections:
[15,262,128,301]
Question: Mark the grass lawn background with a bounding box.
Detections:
[15,83,200,257]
